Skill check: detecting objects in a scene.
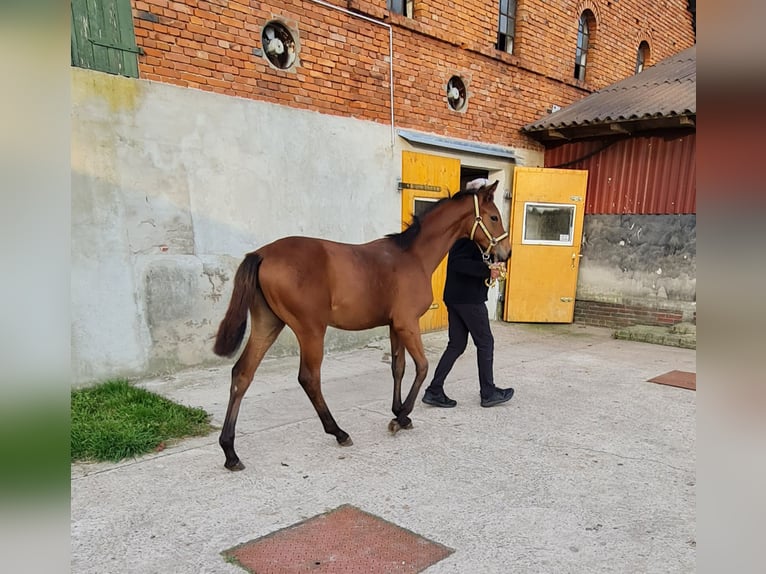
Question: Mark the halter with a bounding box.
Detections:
[469,194,509,263]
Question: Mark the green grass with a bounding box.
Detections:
[71,379,213,462]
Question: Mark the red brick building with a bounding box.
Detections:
[73,0,695,153]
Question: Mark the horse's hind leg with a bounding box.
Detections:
[388,322,428,434]
[220,302,284,471]
[295,327,352,446]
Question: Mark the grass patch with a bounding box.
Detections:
[71,379,212,462]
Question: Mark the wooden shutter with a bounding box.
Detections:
[71,0,140,77]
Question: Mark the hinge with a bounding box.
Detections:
[88,38,145,55]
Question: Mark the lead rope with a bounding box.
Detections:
[468,194,508,287]
[484,261,507,288]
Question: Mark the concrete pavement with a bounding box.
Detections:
[71,322,696,573]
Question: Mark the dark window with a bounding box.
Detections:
[496,0,517,54]
[687,0,696,35]
[71,0,140,77]
[574,11,595,82]
[635,41,650,74]
[388,0,413,18]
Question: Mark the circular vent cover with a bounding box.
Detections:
[446,76,467,111]
[262,21,297,69]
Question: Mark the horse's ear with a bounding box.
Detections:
[482,180,500,203]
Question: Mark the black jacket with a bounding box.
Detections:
[443,238,492,304]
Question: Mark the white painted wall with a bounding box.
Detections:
[72,68,398,384]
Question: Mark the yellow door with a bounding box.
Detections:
[504,167,588,323]
[401,151,460,331]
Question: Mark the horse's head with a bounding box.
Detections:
[464,179,511,262]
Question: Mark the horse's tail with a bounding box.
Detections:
[213,252,262,358]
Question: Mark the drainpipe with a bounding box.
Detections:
[307,0,396,147]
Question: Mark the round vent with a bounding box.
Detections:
[262,21,297,69]
[446,76,467,111]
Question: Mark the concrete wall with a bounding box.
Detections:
[72,67,399,384]
[576,214,696,322]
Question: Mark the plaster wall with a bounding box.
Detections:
[71,68,398,384]
[577,214,696,319]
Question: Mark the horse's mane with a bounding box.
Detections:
[385,189,476,250]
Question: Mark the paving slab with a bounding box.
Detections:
[71,322,696,574]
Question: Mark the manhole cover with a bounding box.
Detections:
[223,504,454,573]
[647,370,696,391]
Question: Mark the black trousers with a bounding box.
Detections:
[427,303,496,399]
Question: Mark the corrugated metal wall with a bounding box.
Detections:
[544,132,696,214]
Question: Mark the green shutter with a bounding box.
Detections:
[71,0,140,77]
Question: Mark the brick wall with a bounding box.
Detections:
[573,300,688,329]
[130,0,695,151]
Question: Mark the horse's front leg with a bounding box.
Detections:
[389,325,406,417]
[388,322,428,434]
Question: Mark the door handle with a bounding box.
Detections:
[571,253,582,268]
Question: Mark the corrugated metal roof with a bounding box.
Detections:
[524,46,696,133]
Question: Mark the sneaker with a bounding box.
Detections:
[480,387,515,408]
[421,389,457,408]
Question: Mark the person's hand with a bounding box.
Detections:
[490,267,501,280]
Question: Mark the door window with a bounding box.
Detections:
[522,202,576,245]
[413,197,440,219]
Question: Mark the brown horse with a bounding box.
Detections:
[213,180,510,470]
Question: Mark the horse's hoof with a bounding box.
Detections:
[394,417,412,430]
[339,437,354,447]
[388,419,402,434]
[225,460,245,471]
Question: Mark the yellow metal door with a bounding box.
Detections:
[401,151,460,332]
[504,167,588,323]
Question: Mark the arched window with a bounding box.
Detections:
[388,0,413,18]
[635,41,650,74]
[574,11,595,81]
[496,0,518,55]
